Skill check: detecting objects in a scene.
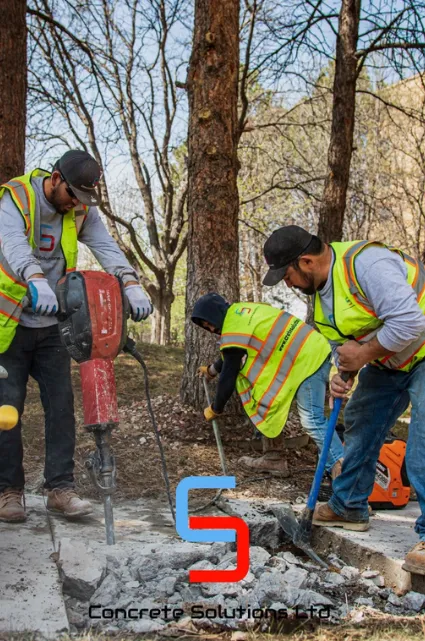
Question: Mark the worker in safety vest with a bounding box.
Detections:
[0,150,153,523]
[263,224,425,573]
[192,293,344,479]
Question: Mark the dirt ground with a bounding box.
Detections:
[1,616,425,641]
[21,341,324,505]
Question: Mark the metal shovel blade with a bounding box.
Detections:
[272,504,329,569]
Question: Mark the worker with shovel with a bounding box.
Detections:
[192,293,345,479]
[262,224,425,574]
[0,150,153,523]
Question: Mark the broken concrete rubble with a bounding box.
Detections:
[3,495,425,637]
[61,541,425,634]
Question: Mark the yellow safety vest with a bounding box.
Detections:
[0,169,86,353]
[220,302,331,437]
[314,241,425,371]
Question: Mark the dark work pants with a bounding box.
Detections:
[0,324,75,492]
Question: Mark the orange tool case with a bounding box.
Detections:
[329,426,411,510]
[368,436,410,509]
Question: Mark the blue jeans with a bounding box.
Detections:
[0,324,75,492]
[329,362,425,538]
[296,359,344,472]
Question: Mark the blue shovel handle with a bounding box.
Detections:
[306,396,342,510]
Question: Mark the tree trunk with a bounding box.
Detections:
[317,0,361,243]
[0,0,27,183]
[181,0,240,409]
[150,275,175,345]
[241,227,254,301]
[252,231,263,303]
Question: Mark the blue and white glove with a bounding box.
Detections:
[28,278,58,316]
[125,285,153,321]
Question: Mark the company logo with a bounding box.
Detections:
[40,224,55,252]
[235,307,251,316]
[176,476,250,583]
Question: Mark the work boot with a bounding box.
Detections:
[238,452,290,477]
[47,488,93,518]
[402,541,425,575]
[313,503,369,531]
[0,488,26,522]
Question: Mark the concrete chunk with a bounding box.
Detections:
[324,571,346,586]
[403,591,425,612]
[59,538,104,600]
[355,597,374,607]
[340,565,360,580]
[90,573,123,606]
[219,499,288,548]
[283,566,308,589]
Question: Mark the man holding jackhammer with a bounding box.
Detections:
[0,149,153,522]
[262,224,425,572]
[192,293,345,479]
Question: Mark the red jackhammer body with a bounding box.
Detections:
[56,271,127,544]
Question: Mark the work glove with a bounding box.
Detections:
[125,285,153,321]
[28,278,58,316]
[197,365,217,382]
[204,405,221,421]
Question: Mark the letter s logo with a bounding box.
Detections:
[176,476,250,583]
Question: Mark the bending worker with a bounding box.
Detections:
[262,224,425,574]
[0,149,153,523]
[191,293,344,479]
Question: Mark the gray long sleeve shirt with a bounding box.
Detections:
[318,245,425,366]
[0,176,139,328]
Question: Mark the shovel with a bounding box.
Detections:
[273,375,348,568]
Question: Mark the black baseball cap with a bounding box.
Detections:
[263,225,314,286]
[55,150,102,206]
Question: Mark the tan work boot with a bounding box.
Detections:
[313,503,369,531]
[47,488,93,518]
[0,488,26,522]
[238,452,290,477]
[330,458,343,481]
[402,541,425,575]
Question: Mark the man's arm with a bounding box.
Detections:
[211,347,245,413]
[336,246,425,372]
[77,206,139,283]
[0,191,43,281]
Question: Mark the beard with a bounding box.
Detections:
[298,284,316,295]
[295,273,316,295]
[49,186,71,215]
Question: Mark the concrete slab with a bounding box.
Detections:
[0,495,69,637]
[49,495,178,583]
[311,502,420,592]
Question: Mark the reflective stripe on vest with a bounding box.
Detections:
[249,322,314,427]
[314,240,425,372]
[220,333,263,351]
[0,169,82,352]
[220,302,330,437]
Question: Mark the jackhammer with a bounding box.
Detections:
[56,270,174,544]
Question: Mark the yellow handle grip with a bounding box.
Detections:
[0,405,19,431]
